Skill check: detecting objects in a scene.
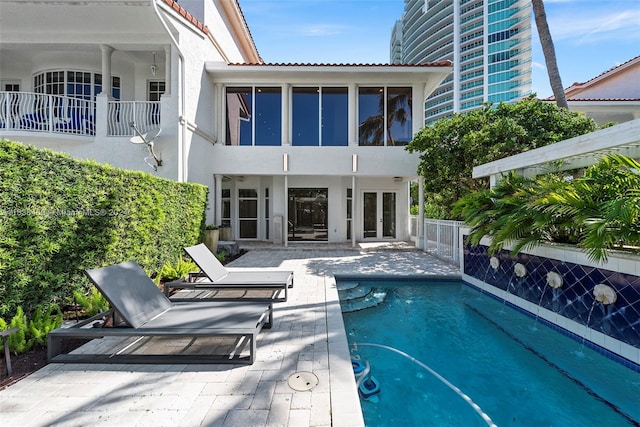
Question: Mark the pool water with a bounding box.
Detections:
[338,279,640,427]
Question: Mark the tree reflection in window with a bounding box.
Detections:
[358,87,412,146]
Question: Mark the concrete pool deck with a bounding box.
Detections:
[0,242,460,427]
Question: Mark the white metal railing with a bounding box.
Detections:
[107,101,160,136]
[0,92,161,137]
[0,91,95,135]
[424,218,465,264]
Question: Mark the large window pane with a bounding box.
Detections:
[387,87,412,146]
[255,87,281,146]
[292,87,319,146]
[322,87,348,146]
[358,87,384,146]
[226,87,252,146]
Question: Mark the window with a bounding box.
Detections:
[238,188,258,239]
[148,80,165,125]
[292,87,319,146]
[225,87,282,146]
[321,87,348,146]
[33,70,120,100]
[148,81,165,101]
[221,189,231,227]
[359,87,412,146]
[291,86,348,146]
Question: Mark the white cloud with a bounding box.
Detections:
[547,8,640,44]
[295,24,349,37]
[532,61,546,70]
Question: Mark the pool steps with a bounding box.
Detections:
[338,282,387,313]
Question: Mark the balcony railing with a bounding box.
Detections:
[0,92,160,137]
[0,92,95,136]
[107,101,161,136]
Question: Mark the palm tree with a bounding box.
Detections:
[359,92,410,146]
[532,0,568,108]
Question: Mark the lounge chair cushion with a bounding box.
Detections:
[86,261,172,328]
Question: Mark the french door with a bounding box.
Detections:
[363,191,396,239]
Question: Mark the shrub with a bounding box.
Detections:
[73,287,109,317]
[154,255,199,284]
[0,139,208,319]
[27,304,63,348]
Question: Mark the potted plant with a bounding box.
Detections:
[204,224,220,253]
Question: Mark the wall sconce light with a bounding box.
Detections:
[283,153,289,172]
[150,52,158,76]
[352,154,358,173]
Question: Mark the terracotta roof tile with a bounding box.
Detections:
[227,61,453,67]
[163,0,209,35]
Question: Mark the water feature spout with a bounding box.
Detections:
[514,263,527,278]
[546,271,563,289]
[593,284,617,305]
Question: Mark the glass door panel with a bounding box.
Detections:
[363,191,396,239]
[363,192,378,238]
[382,192,396,238]
[288,188,328,241]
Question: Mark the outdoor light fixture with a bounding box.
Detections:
[150,52,158,76]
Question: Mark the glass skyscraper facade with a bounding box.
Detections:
[391,0,532,124]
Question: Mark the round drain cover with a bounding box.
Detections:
[287,371,319,391]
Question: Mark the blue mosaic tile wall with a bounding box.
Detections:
[464,243,640,349]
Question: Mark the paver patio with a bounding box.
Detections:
[0,243,459,427]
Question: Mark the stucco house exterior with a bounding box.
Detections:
[0,0,452,246]
[544,55,640,125]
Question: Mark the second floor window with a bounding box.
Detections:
[358,86,412,146]
[226,87,281,146]
[292,86,348,146]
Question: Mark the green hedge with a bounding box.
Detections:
[0,139,208,319]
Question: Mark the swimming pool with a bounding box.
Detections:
[338,279,640,427]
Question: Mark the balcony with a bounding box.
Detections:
[0,91,161,138]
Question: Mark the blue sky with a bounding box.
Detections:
[240,0,640,99]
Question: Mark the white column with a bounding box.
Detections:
[417,176,425,249]
[163,45,171,96]
[414,83,426,130]
[100,45,114,97]
[352,175,357,247]
[349,83,357,146]
[215,82,224,143]
[282,83,290,145]
[284,175,289,247]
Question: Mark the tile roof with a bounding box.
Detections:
[544,55,640,101]
[163,0,209,35]
[227,61,453,67]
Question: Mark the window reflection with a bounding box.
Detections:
[292,86,348,146]
[292,87,319,146]
[225,87,282,146]
[255,87,281,146]
[358,87,412,146]
[358,87,384,146]
[321,87,348,146]
[226,87,252,146]
[387,87,412,145]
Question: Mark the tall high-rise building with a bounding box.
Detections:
[391,0,532,124]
